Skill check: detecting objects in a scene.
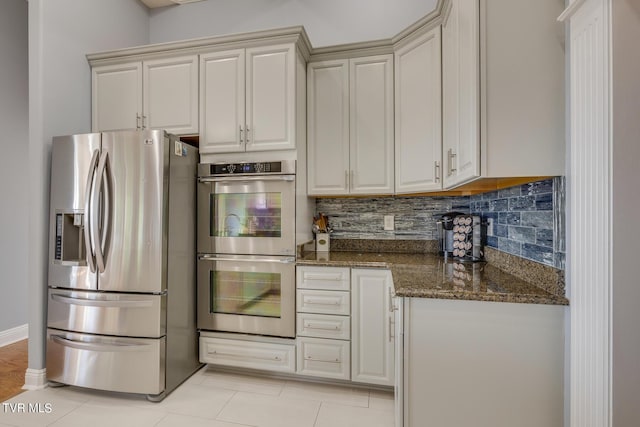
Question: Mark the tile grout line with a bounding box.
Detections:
[312,401,323,427]
[212,389,237,421]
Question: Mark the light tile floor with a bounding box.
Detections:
[0,367,395,427]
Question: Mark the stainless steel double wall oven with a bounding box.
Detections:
[197,161,296,338]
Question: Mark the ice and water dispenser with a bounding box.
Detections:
[54,213,85,264]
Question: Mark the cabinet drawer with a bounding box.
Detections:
[297,313,351,340]
[199,336,295,373]
[296,337,350,380]
[297,266,350,291]
[297,289,350,315]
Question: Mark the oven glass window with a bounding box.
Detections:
[211,193,282,238]
[210,271,281,318]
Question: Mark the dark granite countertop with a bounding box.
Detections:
[297,251,569,305]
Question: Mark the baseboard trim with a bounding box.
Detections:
[23,368,47,391]
[0,324,28,347]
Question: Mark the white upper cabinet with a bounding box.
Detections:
[442,0,481,188]
[439,0,565,189]
[307,60,350,194]
[307,55,394,196]
[200,44,296,154]
[394,27,443,194]
[92,63,142,132]
[92,55,198,134]
[200,49,245,153]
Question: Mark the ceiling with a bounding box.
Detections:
[139,0,206,8]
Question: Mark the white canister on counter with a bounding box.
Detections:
[316,233,330,252]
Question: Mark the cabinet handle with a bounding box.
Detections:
[239,125,244,143]
[245,126,251,144]
[389,316,395,342]
[142,115,147,130]
[304,322,340,331]
[435,161,441,183]
[304,298,340,306]
[345,170,349,189]
[305,356,340,363]
[136,113,141,130]
[448,149,457,176]
[210,350,281,362]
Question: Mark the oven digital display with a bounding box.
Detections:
[209,162,282,175]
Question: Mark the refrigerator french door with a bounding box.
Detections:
[197,254,296,337]
[46,130,200,399]
[197,161,296,256]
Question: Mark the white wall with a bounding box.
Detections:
[27,0,149,370]
[0,0,29,335]
[149,0,437,47]
[611,0,640,424]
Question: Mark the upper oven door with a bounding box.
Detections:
[198,175,296,256]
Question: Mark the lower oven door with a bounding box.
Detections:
[197,254,296,338]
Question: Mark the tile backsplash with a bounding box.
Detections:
[470,177,566,270]
[315,196,469,240]
[314,177,566,270]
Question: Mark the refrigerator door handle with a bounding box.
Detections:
[50,335,152,353]
[50,293,154,308]
[83,149,100,273]
[94,151,110,273]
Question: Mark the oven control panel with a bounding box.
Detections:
[198,160,296,176]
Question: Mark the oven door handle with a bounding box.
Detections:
[198,175,295,183]
[198,255,296,264]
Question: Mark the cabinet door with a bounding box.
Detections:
[143,55,198,135]
[307,60,350,195]
[349,55,394,195]
[351,269,394,386]
[200,49,245,154]
[442,0,480,188]
[246,44,296,152]
[394,27,442,193]
[92,62,142,132]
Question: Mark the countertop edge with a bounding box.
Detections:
[296,255,569,306]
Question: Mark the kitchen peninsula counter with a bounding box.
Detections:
[297,251,568,306]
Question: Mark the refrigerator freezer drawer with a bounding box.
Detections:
[47,289,165,338]
[46,329,165,395]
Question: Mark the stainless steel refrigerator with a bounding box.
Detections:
[46,130,201,401]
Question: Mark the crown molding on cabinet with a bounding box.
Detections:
[87,25,313,66]
[87,2,448,65]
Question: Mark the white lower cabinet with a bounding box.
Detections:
[199,333,295,373]
[351,269,395,386]
[296,336,350,380]
[297,312,351,340]
[295,266,395,386]
[401,297,565,427]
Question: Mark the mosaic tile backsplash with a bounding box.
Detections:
[315,196,470,240]
[470,177,566,270]
[315,177,565,270]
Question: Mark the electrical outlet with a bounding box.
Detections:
[486,217,494,236]
[384,215,395,231]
